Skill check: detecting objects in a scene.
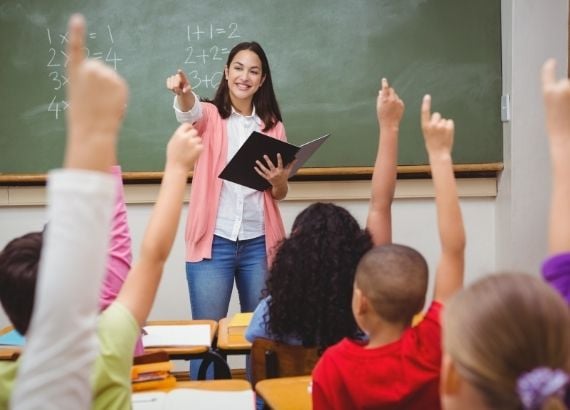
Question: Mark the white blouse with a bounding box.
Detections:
[174,95,265,241]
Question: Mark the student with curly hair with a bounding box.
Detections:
[245,78,404,352]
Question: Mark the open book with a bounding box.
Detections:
[132,388,255,410]
[219,132,330,191]
[142,324,210,348]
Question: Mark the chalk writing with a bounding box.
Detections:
[44,26,122,119]
[183,23,240,90]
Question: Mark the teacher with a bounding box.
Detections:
[166,41,291,378]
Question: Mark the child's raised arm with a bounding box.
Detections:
[63,17,127,173]
[540,59,570,303]
[366,78,404,245]
[12,13,128,410]
[421,95,465,304]
[116,123,203,326]
[542,59,570,255]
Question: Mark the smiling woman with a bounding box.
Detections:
[165,41,289,380]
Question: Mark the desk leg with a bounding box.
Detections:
[197,349,231,380]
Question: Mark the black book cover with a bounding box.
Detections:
[219,132,330,191]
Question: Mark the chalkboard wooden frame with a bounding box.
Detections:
[0,163,503,186]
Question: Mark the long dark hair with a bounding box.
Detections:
[208,41,282,132]
[264,203,373,353]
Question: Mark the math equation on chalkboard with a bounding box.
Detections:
[42,22,241,119]
[182,22,241,90]
[44,25,121,120]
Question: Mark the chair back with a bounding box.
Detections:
[251,338,319,385]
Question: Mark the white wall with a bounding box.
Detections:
[0,181,496,331]
[496,0,569,273]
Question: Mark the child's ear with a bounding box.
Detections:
[441,354,462,397]
[353,287,368,315]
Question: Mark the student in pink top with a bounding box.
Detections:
[0,150,141,358]
[166,42,292,378]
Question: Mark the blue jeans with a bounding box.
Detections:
[186,234,267,379]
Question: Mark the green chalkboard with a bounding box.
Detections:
[0,0,502,174]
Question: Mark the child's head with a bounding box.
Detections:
[0,231,43,334]
[353,244,428,328]
[265,202,372,351]
[211,41,282,131]
[442,273,570,410]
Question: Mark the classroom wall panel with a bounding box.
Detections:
[0,192,497,333]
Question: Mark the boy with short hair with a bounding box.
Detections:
[312,95,465,410]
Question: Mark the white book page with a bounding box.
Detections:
[132,392,166,410]
[165,389,255,410]
[142,324,211,347]
[288,134,330,177]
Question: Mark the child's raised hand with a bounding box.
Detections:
[166,69,192,96]
[541,59,570,146]
[65,14,128,160]
[421,95,454,156]
[377,78,405,129]
[166,123,203,171]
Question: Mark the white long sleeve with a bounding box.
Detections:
[172,92,202,123]
[11,169,115,410]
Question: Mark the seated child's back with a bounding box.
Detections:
[312,245,441,409]
[312,95,465,410]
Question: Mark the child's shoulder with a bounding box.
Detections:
[401,302,442,362]
[321,337,368,361]
[409,301,443,336]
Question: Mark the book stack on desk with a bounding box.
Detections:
[228,313,253,343]
[131,351,176,392]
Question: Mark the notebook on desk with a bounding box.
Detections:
[227,312,253,343]
[142,325,210,348]
[0,330,25,346]
[132,388,255,410]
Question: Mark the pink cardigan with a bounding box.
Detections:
[185,102,286,263]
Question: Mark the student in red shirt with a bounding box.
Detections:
[312,95,465,410]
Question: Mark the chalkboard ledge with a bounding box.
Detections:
[0,163,503,186]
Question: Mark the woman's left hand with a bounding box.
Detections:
[254,153,289,186]
[254,153,294,199]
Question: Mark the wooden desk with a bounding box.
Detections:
[136,379,251,392]
[143,320,231,379]
[216,317,252,355]
[0,326,21,361]
[143,320,218,360]
[256,376,312,410]
[172,379,251,391]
